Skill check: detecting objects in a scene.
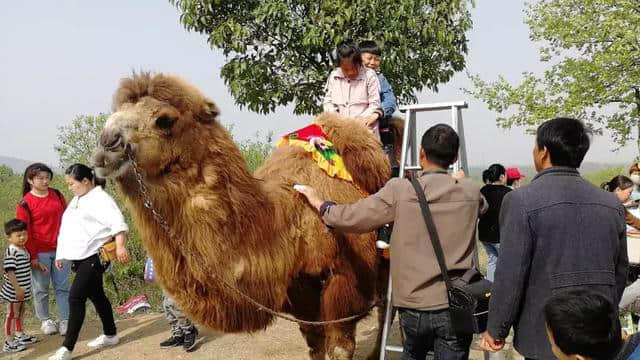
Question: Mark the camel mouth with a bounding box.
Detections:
[92,143,132,179]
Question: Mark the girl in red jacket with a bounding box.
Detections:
[15,163,69,336]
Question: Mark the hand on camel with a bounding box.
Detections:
[358,113,378,128]
[294,185,324,211]
[365,113,379,128]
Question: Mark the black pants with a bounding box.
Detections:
[63,255,116,351]
[399,308,472,360]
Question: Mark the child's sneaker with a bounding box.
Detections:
[14,333,38,345]
[48,346,72,360]
[160,335,183,348]
[183,327,199,352]
[3,340,25,353]
[87,334,119,348]
[376,224,392,250]
[375,240,390,250]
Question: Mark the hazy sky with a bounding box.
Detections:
[0,1,635,168]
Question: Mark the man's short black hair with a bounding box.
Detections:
[544,290,621,360]
[335,40,362,67]
[421,124,459,168]
[4,219,27,236]
[358,40,381,56]
[536,117,591,168]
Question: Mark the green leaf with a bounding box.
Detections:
[170,0,474,115]
[466,0,640,153]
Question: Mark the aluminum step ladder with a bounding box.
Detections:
[379,101,488,360]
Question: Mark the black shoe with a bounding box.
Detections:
[183,327,199,352]
[160,335,184,348]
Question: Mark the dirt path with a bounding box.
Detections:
[5,312,520,359]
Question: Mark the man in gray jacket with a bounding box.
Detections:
[297,124,486,359]
[481,117,628,359]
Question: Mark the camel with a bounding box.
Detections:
[92,72,400,359]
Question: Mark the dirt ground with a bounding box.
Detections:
[3,310,522,360]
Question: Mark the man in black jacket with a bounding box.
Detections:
[481,117,628,359]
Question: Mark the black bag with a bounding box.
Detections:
[410,176,492,335]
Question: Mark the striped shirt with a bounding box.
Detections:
[1,245,32,303]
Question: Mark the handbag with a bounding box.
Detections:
[98,238,118,264]
[410,176,492,335]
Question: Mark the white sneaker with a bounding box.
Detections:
[376,240,390,250]
[58,320,68,336]
[41,319,58,335]
[87,334,119,348]
[48,346,72,360]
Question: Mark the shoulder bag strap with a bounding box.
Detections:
[409,176,453,291]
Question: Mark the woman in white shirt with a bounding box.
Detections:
[48,164,129,360]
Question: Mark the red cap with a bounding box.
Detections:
[506,167,525,180]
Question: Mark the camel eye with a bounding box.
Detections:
[155,115,176,131]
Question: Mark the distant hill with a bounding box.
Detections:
[0,156,34,173]
[0,156,62,174]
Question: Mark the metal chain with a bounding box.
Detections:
[126,148,378,326]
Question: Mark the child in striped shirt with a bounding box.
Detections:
[2,219,38,353]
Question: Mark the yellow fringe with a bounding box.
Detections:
[276,138,353,182]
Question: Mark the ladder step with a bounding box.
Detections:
[384,345,403,353]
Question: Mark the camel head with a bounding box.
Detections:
[93,72,220,180]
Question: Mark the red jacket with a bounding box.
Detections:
[15,189,66,260]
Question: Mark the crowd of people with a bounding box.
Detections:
[3,39,640,360]
[2,163,200,360]
[297,117,640,360]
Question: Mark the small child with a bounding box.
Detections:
[160,292,199,352]
[2,219,38,353]
[322,40,382,138]
[358,40,397,153]
[544,289,639,360]
[145,257,199,352]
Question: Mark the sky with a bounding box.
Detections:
[0,1,636,168]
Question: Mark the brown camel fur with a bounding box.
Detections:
[93,72,401,359]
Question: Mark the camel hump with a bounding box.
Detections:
[313,113,391,194]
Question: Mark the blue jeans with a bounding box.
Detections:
[32,251,71,321]
[399,308,472,360]
[481,242,500,282]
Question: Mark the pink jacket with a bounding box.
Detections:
[322,66,381,120]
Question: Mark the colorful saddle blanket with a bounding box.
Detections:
[276,124,353,182]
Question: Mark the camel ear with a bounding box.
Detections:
[196,100,219,124]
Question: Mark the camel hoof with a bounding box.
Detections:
[327,346,351,360]
[309,349,325,360]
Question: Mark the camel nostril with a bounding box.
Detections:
[100,131,123,150]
